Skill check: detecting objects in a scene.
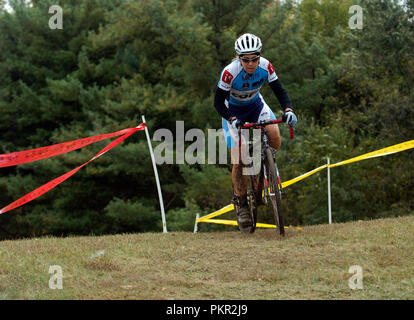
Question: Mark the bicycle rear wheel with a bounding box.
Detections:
[264,148,285,236]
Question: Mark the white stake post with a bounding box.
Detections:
[194,213,200,233]
[327,157,332,224]
[142,115,168,233]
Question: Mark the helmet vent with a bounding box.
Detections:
[234,33,262,55]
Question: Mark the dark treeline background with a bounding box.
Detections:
[0,0,413,240]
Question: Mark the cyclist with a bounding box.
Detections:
[213,33,297,232]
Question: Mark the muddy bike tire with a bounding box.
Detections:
[264,148,285,236]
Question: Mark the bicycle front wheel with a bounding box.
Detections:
[264,148,285,236]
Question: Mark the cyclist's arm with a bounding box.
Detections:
[214,87,233,121]
[269,79,293,112]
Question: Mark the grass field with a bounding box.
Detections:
[0,215,413,300]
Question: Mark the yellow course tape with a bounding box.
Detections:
[281,164,328,188]
[197,139,414,227]
[329,140,414,168]
[197,204,234,222]
[198,218,285,229]
[198,219,304,230]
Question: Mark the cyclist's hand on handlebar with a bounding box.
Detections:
[282,109,297,127]
[230,117,244,130]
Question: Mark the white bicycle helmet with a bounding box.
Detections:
[234,33,262,56]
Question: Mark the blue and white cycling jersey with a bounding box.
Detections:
[217,57,279,148]
[217,57,278,120]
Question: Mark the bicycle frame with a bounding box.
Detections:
[238,118,293,196]
[236,119,294,233]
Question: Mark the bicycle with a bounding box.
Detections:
[235,119,294,236]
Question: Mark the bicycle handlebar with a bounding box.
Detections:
[239,119,294,139]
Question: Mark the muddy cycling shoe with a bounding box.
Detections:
[232,195,253,232]
[237,206,253,231]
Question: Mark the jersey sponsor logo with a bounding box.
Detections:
[230,88,259,100]
[268,62,275,74]
[252,79,264,87]
[243,82,249,88]
[222,70,234,84]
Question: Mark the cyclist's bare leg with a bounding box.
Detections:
[265,124,281,150]
[232,164,249,196]
[231,145,249,197]
[231,145,252,230]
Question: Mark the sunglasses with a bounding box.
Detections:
[240,56,260,63]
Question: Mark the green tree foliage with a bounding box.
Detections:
[0,0,413,239]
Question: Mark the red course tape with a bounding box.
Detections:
[0,124,146,215]
[0,126,144,168]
